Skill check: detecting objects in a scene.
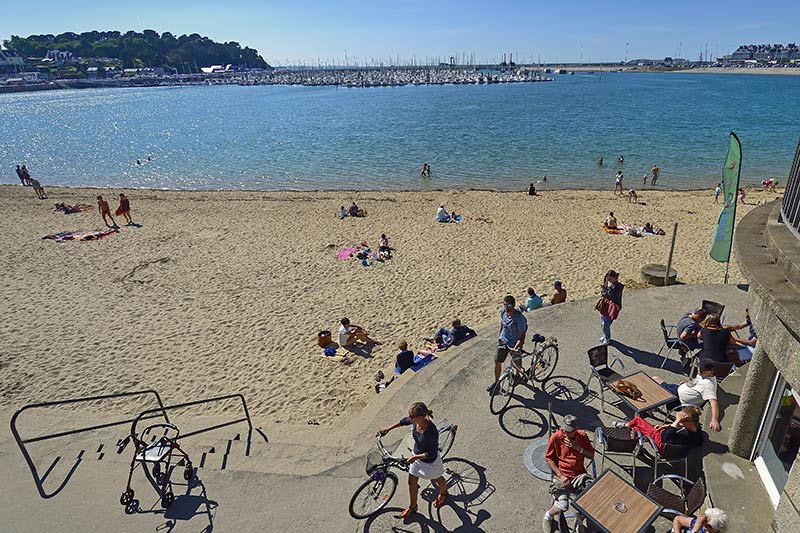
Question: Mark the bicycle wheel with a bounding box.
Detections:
[490,373,515,415]
[438,426,457,458]
[531,344,559,382]
[348,471,398,519]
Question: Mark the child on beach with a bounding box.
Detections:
[738,188,747,205]
[613,171,624,195]
[339,206,347,219]
[714,184,721,203]
[628,189,638,203]
[378,234,391,260]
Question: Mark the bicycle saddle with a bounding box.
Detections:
[531,334,546,343]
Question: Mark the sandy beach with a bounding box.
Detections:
[0,184,782,425]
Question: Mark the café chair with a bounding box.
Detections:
[646,474,706,521]
[587,345,625,413]
[645,439,693,480]
[701,300,725,318]
[596,426,643,479]
[689,359,736,382]
[657,319,697,369]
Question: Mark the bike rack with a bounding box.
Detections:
[10,389,169,499]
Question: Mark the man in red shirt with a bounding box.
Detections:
[542,414,595,533]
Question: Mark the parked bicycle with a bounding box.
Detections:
[348,418,458,519]
[489,333,559,414]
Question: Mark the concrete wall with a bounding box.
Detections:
[734,200,800,530]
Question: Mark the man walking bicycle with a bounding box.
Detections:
[488,295,527,392]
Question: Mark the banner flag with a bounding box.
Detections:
[710,132,742,263]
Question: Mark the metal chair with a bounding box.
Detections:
[657,319,696,369]
[646,474,706,521]
[701,300,725,318]
[689,359,736,381]
[646,439,693,480]
[595,426,643,479]
[586,345,625,413]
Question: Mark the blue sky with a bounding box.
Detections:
[2,0,798,65]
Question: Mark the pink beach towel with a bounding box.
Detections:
[336,247,357,260]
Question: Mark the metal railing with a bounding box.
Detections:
[130,393,258,456]
[10,390,169,499]
[780,137,800,239]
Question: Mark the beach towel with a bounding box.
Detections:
[336,247,357,260]
[43,228,119,243]
[603,226,622,234]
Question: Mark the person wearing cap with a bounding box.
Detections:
[489,295,527,392]
[550,281,567,305]
[654,358,721,432]
[543,414,595,533]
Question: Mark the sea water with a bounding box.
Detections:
[1,72,798,191]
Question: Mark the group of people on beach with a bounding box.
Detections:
[15,164,47,199]
[340,201,368,218]
[96,194,134,228]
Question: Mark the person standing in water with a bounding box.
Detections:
[651,165,660,186]
[613,171,624,195]
[618,155,624,164]
[597,157,604,166]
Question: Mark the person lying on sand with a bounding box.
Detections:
[424,319,477,348]
[338,317,381,347]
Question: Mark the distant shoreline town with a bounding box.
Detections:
[2,37,799,93]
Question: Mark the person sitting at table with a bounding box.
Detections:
[653,359,721,432]
[675,308,707,352]
[698,314,755,363]
[616,406,703,453]
[542,414,595,533]
[672,507,729,533]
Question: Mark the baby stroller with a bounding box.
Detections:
[120,423,193,513]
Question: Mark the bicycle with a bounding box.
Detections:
[489,333,559,415]
[348,418,458,519]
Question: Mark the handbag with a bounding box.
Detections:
[594,298,604,313]
[601,298,621,320]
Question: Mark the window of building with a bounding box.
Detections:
[753,376,800,507]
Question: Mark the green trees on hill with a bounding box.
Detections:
[4,30,270,69]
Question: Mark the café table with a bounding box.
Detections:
[610,370,677,415]
[572,469,663,533]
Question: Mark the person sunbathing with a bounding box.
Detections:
[617,406,703,453]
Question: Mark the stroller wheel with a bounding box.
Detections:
[183,464,194,481]
[120,489,134,505]
[124,499,139,514]
[161,491,174,508]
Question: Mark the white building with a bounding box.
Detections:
[0,47,24,70]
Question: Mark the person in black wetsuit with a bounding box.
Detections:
[378,402,448,519]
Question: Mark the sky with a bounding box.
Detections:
[1,0,798,65]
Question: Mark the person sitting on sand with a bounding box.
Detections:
[378,234,392,260]
[338,317,381,347]
[628,189,638,203]
[348,201,367,217]
[641,222,665,235]
[116,193,133,225]
[604,212,618,229]
[520,287,543,312]
[339,206,347,219]
[97,195,117,228]
[436,204,455,223]
[550,280,567,305]
[396,341,415,374]
[528,183,537,196]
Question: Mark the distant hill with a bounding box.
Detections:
[4,30,270,69]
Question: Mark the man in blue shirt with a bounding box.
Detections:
[489,295,528,391]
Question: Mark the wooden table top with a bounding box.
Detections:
[613,370,677,414]
[572,469,662,533]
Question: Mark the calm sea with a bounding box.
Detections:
[1,72,798,191]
